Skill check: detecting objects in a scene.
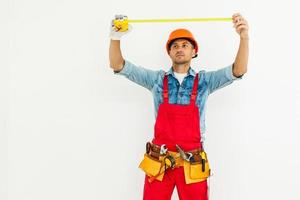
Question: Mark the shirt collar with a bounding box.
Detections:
[166,67,196,77]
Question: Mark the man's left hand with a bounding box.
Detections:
[232,13,249,39]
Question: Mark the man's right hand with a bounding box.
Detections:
[109,15,132,40]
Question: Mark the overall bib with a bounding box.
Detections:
[143,73,208,200]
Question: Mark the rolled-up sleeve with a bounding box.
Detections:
[204,63,243,94]
[113,60,133,76]
[113,60,162,91]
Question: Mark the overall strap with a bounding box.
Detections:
[162,73,169,103]
[190,73,199,105]
[162,73,199,104]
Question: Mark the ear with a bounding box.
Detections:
[192,49,196,56]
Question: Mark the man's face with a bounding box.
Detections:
[168,39,196,65]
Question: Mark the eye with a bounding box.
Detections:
[172,44,178,49]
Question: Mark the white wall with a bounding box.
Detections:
[3,0,300,199]
[1,0,9,199]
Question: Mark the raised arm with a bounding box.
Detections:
[109,15,132,72]
[232,13,249,77]
[109,40,124,72]
[108,15,161,91]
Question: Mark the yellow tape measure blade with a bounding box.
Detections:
[128,18,232,23]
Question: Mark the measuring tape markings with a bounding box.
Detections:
[113,17,232,32]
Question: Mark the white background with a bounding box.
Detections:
[1,0,300,199]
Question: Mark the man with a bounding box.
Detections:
[109,13,249,200]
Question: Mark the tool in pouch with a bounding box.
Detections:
[138,142,175,182]
[139,142,211,184]
[113,15,232,32]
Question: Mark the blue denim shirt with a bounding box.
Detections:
[114,60,243,141]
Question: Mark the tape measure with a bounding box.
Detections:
[113,17,232,32]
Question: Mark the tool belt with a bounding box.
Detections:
[139,142,211,184]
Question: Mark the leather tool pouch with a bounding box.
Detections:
[139,153,163,178]
[183,151,211,184]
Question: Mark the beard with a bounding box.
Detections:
[173,57,190,65]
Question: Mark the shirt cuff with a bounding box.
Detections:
[113,60,133,76]
[226,63,243,80]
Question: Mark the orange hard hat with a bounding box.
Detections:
[166,28,198,56]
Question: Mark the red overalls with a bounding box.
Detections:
[143,73,208,200]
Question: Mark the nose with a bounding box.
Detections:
[176,49,184,55]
